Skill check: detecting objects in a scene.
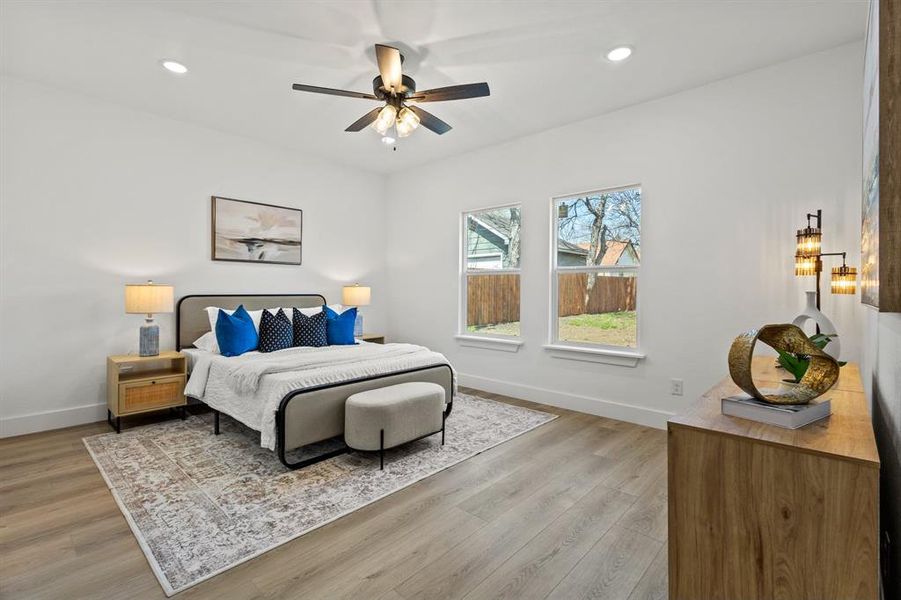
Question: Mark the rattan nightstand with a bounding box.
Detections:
[106,351,187,433]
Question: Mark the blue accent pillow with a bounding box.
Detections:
[259,309,293,353]
[324,306,357,345]
[293,308,328,348]
[215,305,258,357]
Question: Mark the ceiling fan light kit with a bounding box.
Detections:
[373,105,397,135]
[292,43,489,144]
[395,107,421,137]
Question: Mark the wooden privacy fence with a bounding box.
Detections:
[467,274,521,327]
[467,273,636,327]
[558,273,637,317]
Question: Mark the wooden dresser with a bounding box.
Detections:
[668,356,879,600]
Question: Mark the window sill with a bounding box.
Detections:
[455,335,523,353]
[542,344,646,367]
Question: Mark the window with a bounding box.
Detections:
[551,186,640,349]
[461,205,521,338]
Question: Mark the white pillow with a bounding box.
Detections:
[192,331,220,354]
[285,304,345,317]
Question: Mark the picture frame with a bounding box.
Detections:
[211,196,303,265]
[861,0,880,308]
[861,0,901,312]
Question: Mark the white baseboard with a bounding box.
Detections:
[0,402,106,438]
[458,372,674,430]
[1,376,673,437]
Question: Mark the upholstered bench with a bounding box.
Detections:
[344,382,446,470]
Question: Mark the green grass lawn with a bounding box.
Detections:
[468,311,637,347]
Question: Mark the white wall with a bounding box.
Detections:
[384,43,865,427]
[1,43,867,436]
[0,77,388,436]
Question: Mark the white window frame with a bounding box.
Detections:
[456,203,524,352]
[545,185,645,366]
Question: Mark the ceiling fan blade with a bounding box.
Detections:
[408,106,452,135]
[345,107,384,132]
[409,82,490,102]
[375,44,403,93]
[292,84,378,100]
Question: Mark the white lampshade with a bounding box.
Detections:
[125,281,174,315]
[342,284,371,307]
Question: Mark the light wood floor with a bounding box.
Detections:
[0,389,668,600]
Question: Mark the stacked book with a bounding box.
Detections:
[721,393,831,429]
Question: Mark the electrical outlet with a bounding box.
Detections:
[670,378,684,396]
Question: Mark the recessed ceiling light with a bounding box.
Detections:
[160,60,188,74]
[606,46,633,62]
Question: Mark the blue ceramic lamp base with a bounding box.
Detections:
[354,311,363,338]
[140,319,160,357]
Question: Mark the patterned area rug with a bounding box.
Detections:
[83,393,555,596]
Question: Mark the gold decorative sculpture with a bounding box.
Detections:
[728,324,839,405]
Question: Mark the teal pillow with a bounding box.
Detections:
[324,306,357,345]
[215,305,258,356]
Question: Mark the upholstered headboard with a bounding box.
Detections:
[176,294,326,350]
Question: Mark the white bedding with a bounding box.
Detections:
[182,342,452,450]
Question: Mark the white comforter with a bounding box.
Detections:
[183,342,451,450]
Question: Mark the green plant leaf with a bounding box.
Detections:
[809,333,838,349]
[777,350,806,382]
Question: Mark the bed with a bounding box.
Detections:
[176,294,454,469]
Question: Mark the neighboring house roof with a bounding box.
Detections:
[557,238,588,257]
[558,239,639,265]
[601,240,629,265]
[469,212,638,265]
[470,212,511,243]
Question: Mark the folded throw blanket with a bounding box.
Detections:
[223,343,431,394]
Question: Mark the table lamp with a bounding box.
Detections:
[125,280,174,356]
[342,284,371,337]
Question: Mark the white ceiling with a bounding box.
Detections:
[1,1,867,174]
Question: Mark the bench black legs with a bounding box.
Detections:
[377,415,447,471]
[213,410,220,435]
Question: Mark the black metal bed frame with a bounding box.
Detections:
[176,294,454,471]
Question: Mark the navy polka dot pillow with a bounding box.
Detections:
[258,309,293,353]
[293,308,328,348]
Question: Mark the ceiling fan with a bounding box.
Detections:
[292,44,490,143]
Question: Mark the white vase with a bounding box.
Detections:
[791,291,841,360]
